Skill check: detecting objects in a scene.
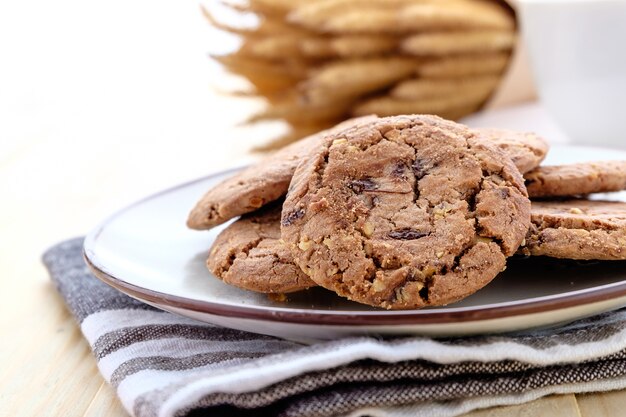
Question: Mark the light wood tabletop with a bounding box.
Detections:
[1,1,625,416]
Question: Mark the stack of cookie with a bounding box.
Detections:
[205,0,516,148]
[188,115,626,309]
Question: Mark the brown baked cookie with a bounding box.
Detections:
[187,115,377,230]
[281,115,531,310]
[207,202,315,293]
[473,128,549,174]
[525,161,626,198]
[520,199,626,260]
[189,118,546,230]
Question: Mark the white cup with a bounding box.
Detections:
[517,0,626,148]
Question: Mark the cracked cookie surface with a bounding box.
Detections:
[525,161,626,198]
[187,116,376,230]
[207,202,316,293]
[520,199,626,260]
[474,128,548,174]
[281,115,530,309]
[188,117,546,230]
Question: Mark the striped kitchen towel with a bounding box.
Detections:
[44,238,626,417]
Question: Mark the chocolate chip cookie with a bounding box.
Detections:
[474,128,548,174]
[281,115,531,310]
[207,202,316,293]
[187,115,377,230]
[525,161,626,198]
[520,199,626,260]
[188,118,547,230]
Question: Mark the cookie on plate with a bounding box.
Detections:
[520,199,626,260]
[474,128,548,174]
[187,115,377,230]
[207,202,315,293]
[188,117,547,230]
[281,115,531,309]
[525,161,626,198]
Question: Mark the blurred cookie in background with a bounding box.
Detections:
[204,0,517,149]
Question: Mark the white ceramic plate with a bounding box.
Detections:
[84,145,626,341]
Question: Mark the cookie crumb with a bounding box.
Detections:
[268,293,288,303]
[298,238,312,251]
[362,222,375,237]
[476,236,494,244]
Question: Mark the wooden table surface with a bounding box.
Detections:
[1,2,624,415]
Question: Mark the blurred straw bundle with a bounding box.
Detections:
[206,0,516,149]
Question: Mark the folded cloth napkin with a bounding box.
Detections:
[45,238,626,417]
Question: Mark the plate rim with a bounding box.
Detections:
[83,149,626,327]
[85,252,626,326]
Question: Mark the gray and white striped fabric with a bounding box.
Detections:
[45,238,626,417]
